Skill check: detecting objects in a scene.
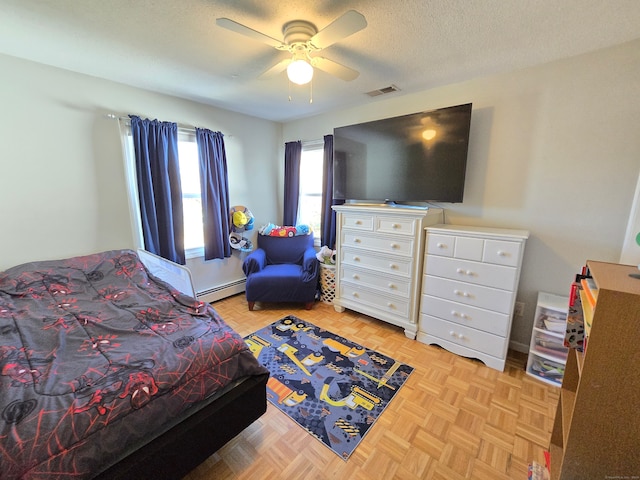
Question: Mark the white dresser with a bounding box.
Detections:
[418,225,529,371]
[332,204,443,339]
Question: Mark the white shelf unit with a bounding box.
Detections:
[525,292,569,387]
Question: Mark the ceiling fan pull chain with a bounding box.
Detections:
[288,78,292,102]
[309,78,313,104]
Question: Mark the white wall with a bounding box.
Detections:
[283,39,640,349]
[0,53,281,293]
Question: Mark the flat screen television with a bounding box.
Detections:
[333,103,472,204]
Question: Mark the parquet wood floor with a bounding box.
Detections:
[182,295,558,480]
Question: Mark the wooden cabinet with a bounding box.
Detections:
[332,204,443,339]
[549,261,640,479]
[417,225,529,371]
[526,292,569,387]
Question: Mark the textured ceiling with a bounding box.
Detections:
[1,0,640,122]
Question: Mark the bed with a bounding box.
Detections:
[0,249,269,479]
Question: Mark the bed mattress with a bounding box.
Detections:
[0,250,267,479]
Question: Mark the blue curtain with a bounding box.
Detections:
[130,115,185,264]
[320,134,343,249]
[196,128,231,261]
[283,141,302,226]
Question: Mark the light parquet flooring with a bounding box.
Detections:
[183,295,559,480]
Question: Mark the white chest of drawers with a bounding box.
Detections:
[332,204,443,339]
[417,224,529,371]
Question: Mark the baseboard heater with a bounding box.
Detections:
[197,279,246,303]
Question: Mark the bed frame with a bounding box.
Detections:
[95,371,268,479]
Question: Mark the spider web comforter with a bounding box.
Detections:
[0,250,267,479]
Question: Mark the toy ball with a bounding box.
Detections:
[233,211,248,228]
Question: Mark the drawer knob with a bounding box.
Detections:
[449,330,456,337]
[352,274,359,280]
[497,250,506,256]
[390,243,398,249]
[388,283,396,289]
[389,263,397,269]
[353,256,360,261]
[352,292,359,297]
[354,238,361,243]
[456,268,464,274]
[437,242,445,248]
[387,302,394,308]
[392,223,399,229]
[355,220,362,225]
[457,333,464,340]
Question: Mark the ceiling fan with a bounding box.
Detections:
[216,10,367,85]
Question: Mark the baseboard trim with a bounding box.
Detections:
[509,340,529,354]
[197,279,246,303]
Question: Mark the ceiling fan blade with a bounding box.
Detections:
[259,58,292,78]
[309,10,367,50]
[216,18,284,49]
[311,57,360,81]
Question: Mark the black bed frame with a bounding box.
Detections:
[94,372,269,479]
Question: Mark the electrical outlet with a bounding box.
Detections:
[514,301,525,317]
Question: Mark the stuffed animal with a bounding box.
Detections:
[316,245,336,264]
[259,223,276,235]
[295,224,310,235]
[233,210,248,229]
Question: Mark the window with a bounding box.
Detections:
[298,142,324,242]
[177,136,204,255]
[122,125,205,259]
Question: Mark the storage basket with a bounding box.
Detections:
[319,264,336,304]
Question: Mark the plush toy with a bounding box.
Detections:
[316,245,336,264]
[233,210,248,229]
[259,223,276,235]
[295,224,310,235]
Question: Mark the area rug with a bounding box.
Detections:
[244,315,414,460]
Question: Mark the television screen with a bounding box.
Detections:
[333,103,472,203]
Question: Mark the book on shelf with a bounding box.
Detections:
[528,460,550,480]
[564,273,586,351]
[580,276,598,308]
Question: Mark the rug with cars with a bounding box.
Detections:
[244,315,414,460]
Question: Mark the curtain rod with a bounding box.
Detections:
[106,113,228,136]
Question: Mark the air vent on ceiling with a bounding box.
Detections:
[365,84,400,97]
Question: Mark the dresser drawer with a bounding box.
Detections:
[341,213,374,231]
[419,314,507,358]
[424,255,518,291]
[375,216,416,235]
[340,284,410,318]
[341,231,414,257]
[483,239,522,267]
[422,275,514,314]
[341,247,412,277]
[454,236,484,261]
[420,295,510,336]
[342,265,411,298]
[426,233,455,257]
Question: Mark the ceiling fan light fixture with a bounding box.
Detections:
[287,59,314,85]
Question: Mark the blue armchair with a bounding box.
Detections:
[242,234,319,311]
